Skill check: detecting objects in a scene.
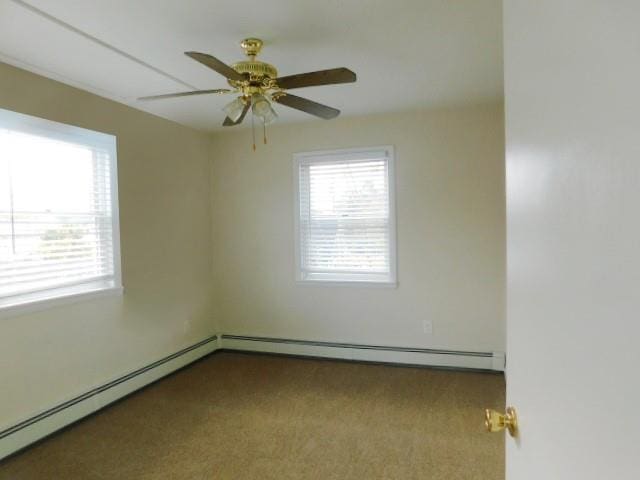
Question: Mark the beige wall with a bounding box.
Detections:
[0,62,217,427]
[209,104,505,352]
[0,60,505,431]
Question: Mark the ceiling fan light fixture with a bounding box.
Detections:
[252,94,278,125]
[223,97,246,122]
[138,38,356,131]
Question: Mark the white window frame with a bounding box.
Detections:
[0,108,122,317]
[293,145,397,287]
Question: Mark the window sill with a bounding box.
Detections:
[0,281,123,319]
[296,279,398,289]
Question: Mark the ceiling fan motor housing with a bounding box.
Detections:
[228,38,279,93]
[230,60,278,81]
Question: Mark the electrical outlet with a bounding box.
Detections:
[422,320,433,335]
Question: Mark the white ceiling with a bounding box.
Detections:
[0,0,503,131]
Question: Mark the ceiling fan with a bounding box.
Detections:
[139,38,356,130]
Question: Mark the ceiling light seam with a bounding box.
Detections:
[10,0,198,90]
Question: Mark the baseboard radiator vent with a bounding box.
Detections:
[0,335,219,462]
[220,334,505,373]
[0,332,504,462]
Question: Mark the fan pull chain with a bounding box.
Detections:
[263,122,267,145]
[251,112,256,152]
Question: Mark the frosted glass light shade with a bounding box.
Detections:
[252,94,278,125]
[223,97,246,122]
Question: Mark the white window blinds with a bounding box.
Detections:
[295,147,396,284]
[0,109,121,311]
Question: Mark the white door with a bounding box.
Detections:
[503,1,640,478]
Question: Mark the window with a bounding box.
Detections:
[0,108,121,313]
[294,146,396,285]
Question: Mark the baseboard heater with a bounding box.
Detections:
[220,334,505,372]
[0,335,219,461]
[0,332,504,461]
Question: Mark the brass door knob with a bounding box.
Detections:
[485,406,518,437]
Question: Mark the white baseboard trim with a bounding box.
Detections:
[1,333,504,461]
[220,334,505,372]
[0,335,219,461]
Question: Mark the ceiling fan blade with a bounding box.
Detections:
[185,52,245,82]
[275,68,356,90]
[273,94,340,119]
[138,89,232,101]
[223,102,251,126]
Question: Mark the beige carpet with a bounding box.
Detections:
[0,352,505,479]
